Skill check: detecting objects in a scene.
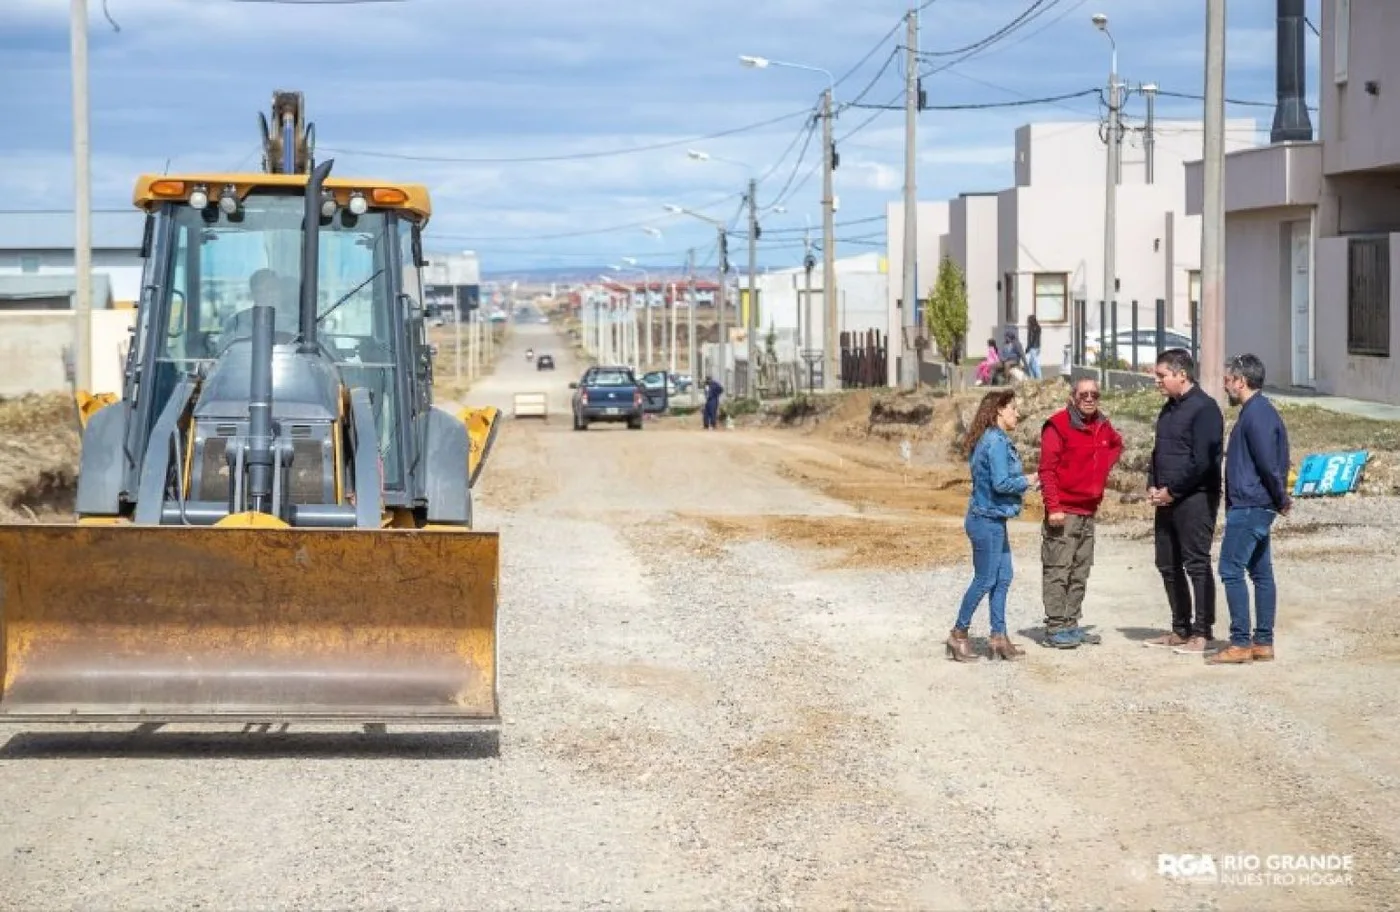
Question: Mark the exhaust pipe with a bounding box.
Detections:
[1270,0,1313,143]
[299,158,334,355]
[247,156,333,515]
[246,303,276,514]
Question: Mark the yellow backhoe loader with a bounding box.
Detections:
[0,91,503,727]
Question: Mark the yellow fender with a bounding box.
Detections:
[458,406,501,489]
[74,390,120,429]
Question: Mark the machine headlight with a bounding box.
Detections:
[347,191,368,216]
[218,185,240,215]
[189,185,209,209]
[320,189,338,218]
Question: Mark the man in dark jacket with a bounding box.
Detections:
[1038,376,1124,648]
[1208,353,1291,665]
[702,376,723,430]
[1144,348,1225,654]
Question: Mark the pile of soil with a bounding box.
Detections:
[0,394,81,522]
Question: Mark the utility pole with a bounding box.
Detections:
[1143,83,1157,184]
[821,88,838,392]
[643,278,653,368]
[686,248,697,380]
[1200,0,1226,396]
[746,176,759,396]
[1098,18,1120,381]
[716,226,729,387]
[71,0,92,393]
[453,293,462,384]
[668,281,677,373]
[803,225,815,394]
[899,3,920,389]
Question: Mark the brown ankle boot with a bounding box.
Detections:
[988,634,1025,660]
[945,627,980,662]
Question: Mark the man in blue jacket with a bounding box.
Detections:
[1208,353,1291,665]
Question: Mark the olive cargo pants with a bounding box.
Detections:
[1041,513,1096,633]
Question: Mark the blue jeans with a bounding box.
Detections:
[1025,347,1042,380]
[1217,506,1277,647]
[956,513,1014,635]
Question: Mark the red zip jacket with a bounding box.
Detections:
[1038,407,1124,516]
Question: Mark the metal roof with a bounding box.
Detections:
[0,272,114,305]
[0,210,146,251]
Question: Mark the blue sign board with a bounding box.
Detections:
[1292,450,1368,497]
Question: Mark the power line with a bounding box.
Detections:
[1155,88,1318,112]
[431,191,743,243]
[917,0,1061,58]
[318,107,813,165]
[846,87,1099,112]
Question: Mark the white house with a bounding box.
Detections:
[1184,0,1400,403]
[947,191,1001,357]
[992,118,1260,370]
[884,200,950,383]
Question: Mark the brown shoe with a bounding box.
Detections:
[988,634,1025,661]
[1172,636,1211,654]
[945,627,980,663]
[1143,632,1190,649]
[1206,644,1255,664]
[1252,644,1275,662]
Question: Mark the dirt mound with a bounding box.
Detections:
[0,394,81,522]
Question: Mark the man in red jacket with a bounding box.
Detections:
[1038,376,1124,649]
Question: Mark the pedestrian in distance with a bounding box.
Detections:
[1208,353,1291,665]
[1038,376,1124,649]
[946,388,1040,663]
[701,375,723,430]
[1025,314,1043,380]
[1144,348,1225,655]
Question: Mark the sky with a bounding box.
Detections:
[1,0,1322,277]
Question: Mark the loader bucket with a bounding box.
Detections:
[0,524,499,725]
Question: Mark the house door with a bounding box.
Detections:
[1289,219,1313,386]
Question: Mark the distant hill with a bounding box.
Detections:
[478,264,698,286]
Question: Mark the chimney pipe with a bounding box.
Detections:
[1270,0,1313,143]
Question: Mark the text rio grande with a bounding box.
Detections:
[1157,854,1354,887]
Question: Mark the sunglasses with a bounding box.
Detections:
[1076,391,1101,401]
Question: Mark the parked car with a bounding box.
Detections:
[569,365,644,430]
[1085,329,1195,369]
[537,353,555,371]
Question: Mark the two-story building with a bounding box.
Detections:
[993,117,1258,370]
[1185,0,1400,403]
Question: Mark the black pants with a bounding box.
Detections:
[1153,491,1219,639]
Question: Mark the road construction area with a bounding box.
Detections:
[1,323,1398,911]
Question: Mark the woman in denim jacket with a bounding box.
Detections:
[947,388,1040,662]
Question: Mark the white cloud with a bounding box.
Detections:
[0,0,1274,269]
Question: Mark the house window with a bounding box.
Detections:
[1032,273,1068,323]
[1347,235,1390,357]
[1003,272,1016,322]
[20,255,40,273]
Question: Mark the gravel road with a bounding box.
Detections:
[2,323,1397,911]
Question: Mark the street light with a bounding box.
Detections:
[1093,12,1119,381]
[617,258,651,367]
[664,203,729,388]
[688,148,763,393]
[740,52,839,391]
